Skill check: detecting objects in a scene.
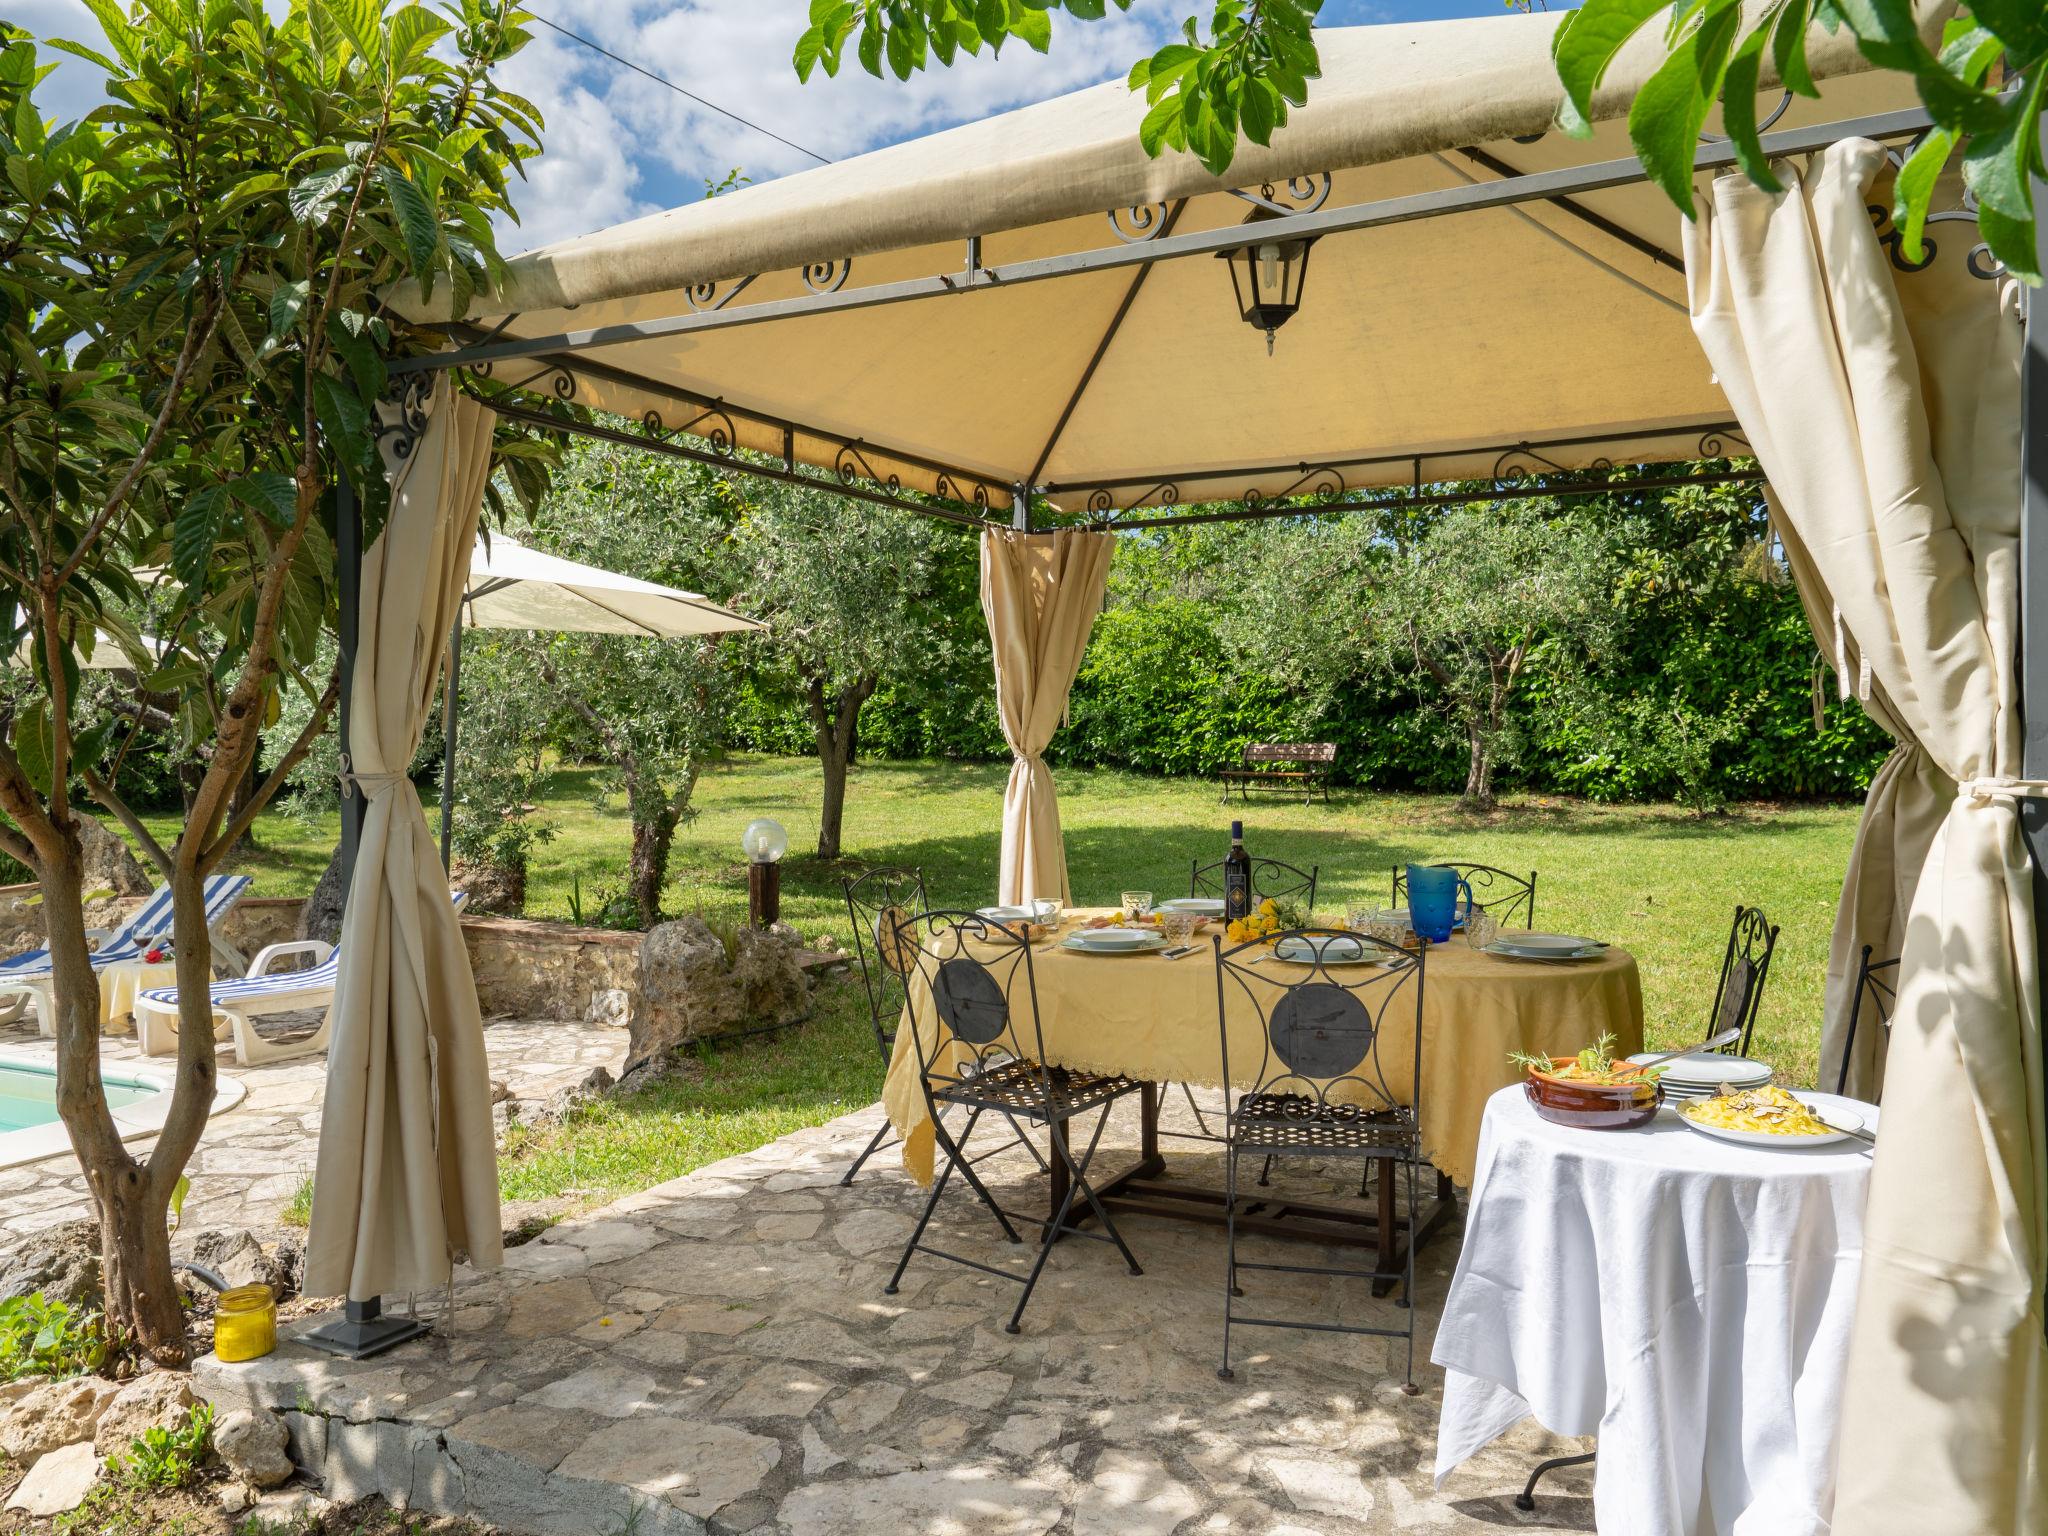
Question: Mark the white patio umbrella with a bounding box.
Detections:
[437,535,763,864]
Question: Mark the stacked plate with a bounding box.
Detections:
[1628,1051,1772,1103]
[1062,928,1166,955]
[1484,932,1603,961]
[976,905,1035,923]
[1158,897,1224,917]
[1273,933,1379,966]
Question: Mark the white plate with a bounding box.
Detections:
[1062,931,1167,955]
[1483,941,1602,962]
[1158,897,1225,916]
[1272,934,1385,966]
[976,905,1034,923]
[1676,1089,1867,1148]
[1630,1052,1771,1089]
[1491,932,1598,956]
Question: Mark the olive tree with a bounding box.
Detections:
[1222,503,1618,809]
[0,1,539,1365]
[795,2,2041,282]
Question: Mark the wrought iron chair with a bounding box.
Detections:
[1190,856,1319,910]
[1834,945,1900,1097]
[840,870,1045,1188]
[1707,903,1779,1057]
[884,910,1146,1333]
[840,868,929,1185]
[1213,927,1427,1391]
[1176,856,1320,1141]
[1390,863,1537,929]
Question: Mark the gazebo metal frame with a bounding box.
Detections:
[316,94,2048,1362]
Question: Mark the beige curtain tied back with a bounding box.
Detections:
[1685,139,2042,1534]
[980,529,1113,906]
[306,377,504,1302]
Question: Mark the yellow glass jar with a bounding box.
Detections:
[213,1284,277,1362]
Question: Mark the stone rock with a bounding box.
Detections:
[298,848,349,945]
[271,1233,306,1301]
[189,1228,282,1295]
[628,916,809,1072]
[0,1217,102,1310]
[537,1065,614,1124]
[219,1481,254,1516]
[77,815,151,898]
[93,1371,198,1455]
[927,1369,1015,1413]
[449,855,524,917]
[1075,1450,1204,1536]
[5,1440,99,1516]
[585,987,631,1027]
[554,1419,780,1519]
[780,1466,1064,1536]
[1260,1452,1374,1519]
[0,1376,119,1464]
[214,1407,294,1489]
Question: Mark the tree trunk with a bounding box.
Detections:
[39,832,189,1364]
[806,674,875,862]
[1462,727,1495,811]
[628,807,678,929]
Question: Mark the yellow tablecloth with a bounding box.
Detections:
[100,958,178,1029]
[883,912,1643,1188]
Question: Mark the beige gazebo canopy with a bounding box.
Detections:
[345,8,2042,1532]
[389,9,1921,515]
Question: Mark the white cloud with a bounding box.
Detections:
[497,0,1184,246]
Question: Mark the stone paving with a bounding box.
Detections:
[198,1095,1597,1535]
[0,1011,626,1242]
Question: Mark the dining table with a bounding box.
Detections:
[881,906,1645,1270]
[1433,1083,1880,1535]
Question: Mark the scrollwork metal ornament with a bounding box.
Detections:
[1228,173,1333,218]
[683,274,756,313]
[372,373,435,461]
[1696,427,1750,459]
[1871,142,2004,281]
[1107,202,1171,243]
[801,258,852,295]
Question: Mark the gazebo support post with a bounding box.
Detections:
[439,616,461,871]
[2023,143,2048,1348]
[305,464,431,1363]
[1013,481,1031,534]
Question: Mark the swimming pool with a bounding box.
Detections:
[0,1048,244,1169]
[0,1060,156,1132]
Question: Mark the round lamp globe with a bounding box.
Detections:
[742,817,789,865]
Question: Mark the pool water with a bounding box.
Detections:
[0,1061,158,1133]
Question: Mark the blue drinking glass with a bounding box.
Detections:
[1406,864,1472,944]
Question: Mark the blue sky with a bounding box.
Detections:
[20,1,1562,250]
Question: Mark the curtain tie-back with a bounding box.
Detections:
[337,754,411,801]
[1956,777,2048,801]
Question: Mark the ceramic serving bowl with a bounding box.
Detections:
[1523,1057,1663,1130]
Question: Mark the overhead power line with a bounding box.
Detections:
[527,9,834,167]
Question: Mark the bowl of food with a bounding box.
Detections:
[1513,1035,1662,1130]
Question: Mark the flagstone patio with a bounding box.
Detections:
[0,1011,626,1240]
[196,1096,1596,1534]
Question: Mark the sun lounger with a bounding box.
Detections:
[135,891,468,1066]
[0,874,251,1034]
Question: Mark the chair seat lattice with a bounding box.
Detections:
[1229,1093,1415,1156]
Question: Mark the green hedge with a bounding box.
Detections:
[725,527,1892,803]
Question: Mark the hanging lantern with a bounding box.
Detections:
[1217,207,1315,356]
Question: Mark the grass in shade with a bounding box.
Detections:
[159,754,1862,1207]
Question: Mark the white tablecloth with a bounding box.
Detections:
[1433,1085,1878,1536]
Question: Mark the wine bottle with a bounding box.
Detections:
[1223,820,1253,922]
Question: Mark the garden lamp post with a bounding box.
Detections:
[744,817,788,928]
[1217,206,1315,356]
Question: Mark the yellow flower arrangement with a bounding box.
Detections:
[1225,897,1292,945]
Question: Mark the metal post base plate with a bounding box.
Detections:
[301,1298,429,1360]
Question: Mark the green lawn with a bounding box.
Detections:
[179,754,1863,1206]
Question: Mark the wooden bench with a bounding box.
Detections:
[1217,742,1337,805]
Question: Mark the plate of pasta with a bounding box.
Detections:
[1677,1085,1865,1147]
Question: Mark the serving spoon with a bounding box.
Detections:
[1631,1027,1742,1073]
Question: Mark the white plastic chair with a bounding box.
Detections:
[135,891,468,1066]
